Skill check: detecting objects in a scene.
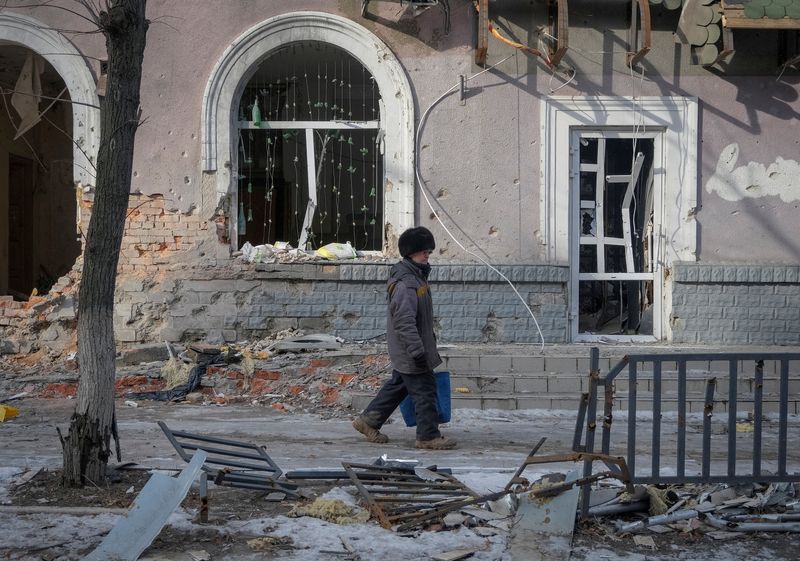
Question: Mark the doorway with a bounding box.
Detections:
[570,130,663,341]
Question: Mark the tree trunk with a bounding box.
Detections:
[61,0,148,487]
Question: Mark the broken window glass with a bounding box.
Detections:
[574,133,656,336]
[236,42,384,250]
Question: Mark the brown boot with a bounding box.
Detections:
[415,436,457,450]
[352,416,389,443]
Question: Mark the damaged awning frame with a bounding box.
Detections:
[342,461,506,532]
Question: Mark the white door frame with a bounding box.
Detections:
[540,96,699,341]
[569,129,663,342]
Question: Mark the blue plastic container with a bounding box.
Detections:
[399,371,451,427]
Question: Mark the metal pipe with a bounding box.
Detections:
[587,500,649,517]
[703,512,800,533]
[617,508,700,533]
[722,513,800,523]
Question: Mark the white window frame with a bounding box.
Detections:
[540,96,698,341]
[570,129,663,342]
[202,12,415,251]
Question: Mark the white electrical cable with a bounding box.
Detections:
[415,52,546,352]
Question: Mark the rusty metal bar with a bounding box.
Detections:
[343,462,392,528]
[702,377,717,480]
[476,0,488,65]
[573,393,588,452]
[627,360,638,481]
[601,381,614,456]
[677,360,687,479]
[581,347,600,518]
[727,359,738,478]
[505,437,547,491]
[628,0,652,67]
[549,0,569,67]
[753,360,764,478]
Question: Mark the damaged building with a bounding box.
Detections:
[0,0,799,357]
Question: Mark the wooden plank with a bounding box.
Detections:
[723,7,800,29]
[549,0,569,67]
[476,0,489,65]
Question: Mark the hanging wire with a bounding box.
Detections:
[415,52,545,351]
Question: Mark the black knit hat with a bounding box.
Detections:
[398,226,435,258]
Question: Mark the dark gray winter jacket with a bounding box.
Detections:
[386,259,442,374]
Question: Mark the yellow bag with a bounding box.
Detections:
[0,405,20,422]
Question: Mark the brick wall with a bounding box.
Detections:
[79,191,211,274]
[670,262,800,345]
[113,263,569,345]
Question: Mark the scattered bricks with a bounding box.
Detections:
[254,370,281,381]
[310,358,333,368]
[361,354,390,368]
[205,366,225,378]
[226,370,244,380]
[333,373,356,385]
[361,375,383,388]
[288,385,305,395]
[115,375,149,388]
[250,378,274,395]
[40,383,77,398]
[271,403,288,412]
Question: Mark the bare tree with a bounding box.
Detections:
[57,0,148,487]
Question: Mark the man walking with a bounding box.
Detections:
[352,226,457,450]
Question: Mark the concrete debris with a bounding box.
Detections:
[431,549,477,561]
[84,450,207,561]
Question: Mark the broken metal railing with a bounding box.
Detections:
[343,462,503,532]
[574,348,800,517]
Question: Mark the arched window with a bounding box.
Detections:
[202,12,414,254]
[236,42,383,250]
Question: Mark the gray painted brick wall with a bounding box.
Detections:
[671,263,800,345]
[115,262,569,344]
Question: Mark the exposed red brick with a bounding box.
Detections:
[115,375,149,389]
[271,403,287,411]
[333,373,355,385]
[226,370,243,380]
[362,355,388,367]
[322,387,339,404]
[288,385,304,395]
[310,359,333,368]
[254,369,281,381]
[250,379,273,395]
[41,383,77,398]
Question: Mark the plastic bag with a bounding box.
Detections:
[316,242,357,260]
[240,242,275,263]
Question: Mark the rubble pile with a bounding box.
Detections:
[587,480,800,539]
[0,262,82,361]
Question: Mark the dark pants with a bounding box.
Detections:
[361,369,441,441]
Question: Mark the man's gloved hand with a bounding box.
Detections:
[413,354,428,370]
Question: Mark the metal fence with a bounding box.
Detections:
[574,348,800,515]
